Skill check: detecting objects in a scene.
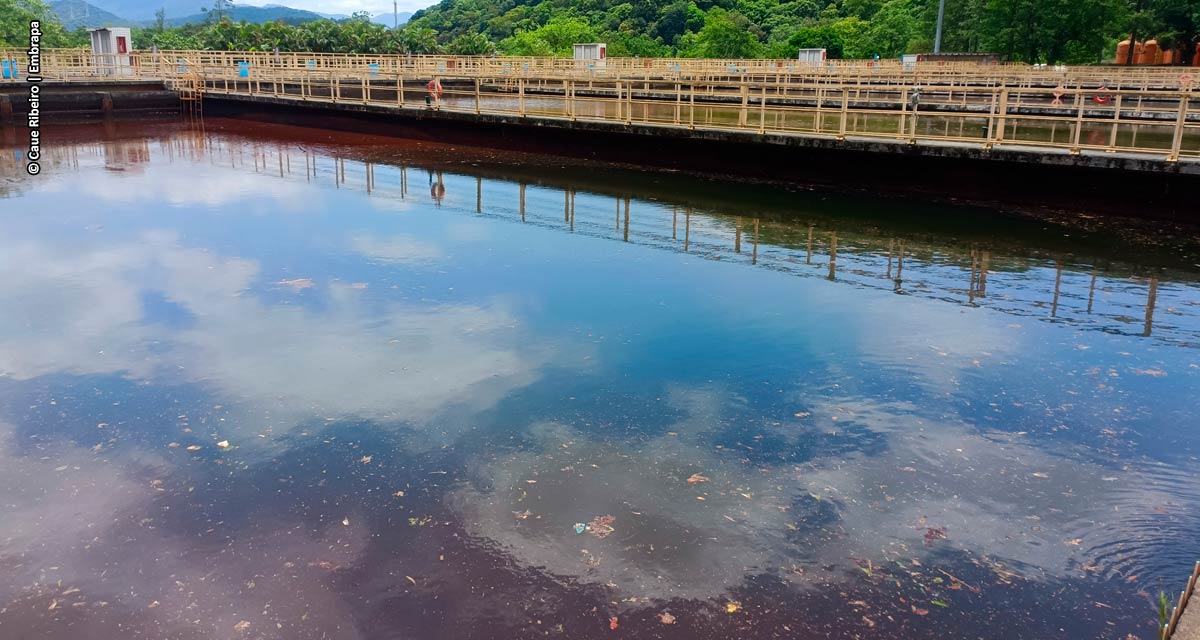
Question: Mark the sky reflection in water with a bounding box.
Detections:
[0,121,1198,639]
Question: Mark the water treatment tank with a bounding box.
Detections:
[1115,39,1131,64]
[1138,39,1159,65]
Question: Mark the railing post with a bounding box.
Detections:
[758,84,766,134]
[475,77,481,115]
[397,72,403,107]
[518,77,525,117]
[688,81,698,129]
[838,87,848,140]
[1070,84,1084,154]
[1108,93,1122,152]
[995,86,1009,144]
[563,79,570,120]
[1168,93,1189,162]
[626,81,633,124]
[739,83,748,127]
[675,82,681,125]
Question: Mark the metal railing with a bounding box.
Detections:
[3,49,1197,161]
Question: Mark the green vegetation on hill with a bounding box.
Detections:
[4,0,1198,63]
[406,0,1199,63]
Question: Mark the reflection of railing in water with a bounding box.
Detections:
[3,49,1198,161]
[22,132,1191,347]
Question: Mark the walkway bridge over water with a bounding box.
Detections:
[4,49,1199,168]
[4,50,1200,217]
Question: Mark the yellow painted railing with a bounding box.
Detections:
[3,49,1197,161]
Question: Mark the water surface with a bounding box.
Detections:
[1,119,1198,639]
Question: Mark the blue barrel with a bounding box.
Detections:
[368,63,380,77]
[2,60,16,79]
[177,58,186,74]
[237,61,249,78]
[306,60,315,69]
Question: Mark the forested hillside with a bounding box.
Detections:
[4,0,1198,63]
[406,0,1198,63]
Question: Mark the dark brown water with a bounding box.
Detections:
[1,119,1198,639]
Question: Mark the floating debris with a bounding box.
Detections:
[216,440,230,449]
[725,601,742,614]
[587,515,616,539]
[658,612,676,625]
[686,473,710,484]
[574,523,587,534]
[923,527,947,546]
[233,620,251,632]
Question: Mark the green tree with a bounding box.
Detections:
[498,16,598,56]
[1,0,69,47]
[680,8,762,57]
[446,32,497,55]
[860,0,919,57]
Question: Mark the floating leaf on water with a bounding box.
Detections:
[923,527,947,545]
[686,473,710,484]
[725,601,742,614]
[931,600,949,607]
[1031,472,1050,478]
[360,456,372,464]
[186,445,201,452]
[233,620,251,632]
[911,606,929,616]
[406,575,417,586]
[1065,538,1082,546]
[54,465,68,472]
[393,491,405,497]
[658,612,676,625]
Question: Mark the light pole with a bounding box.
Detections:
[934,0,946,53]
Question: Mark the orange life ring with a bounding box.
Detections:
[427,79,443,97]
[1093,86,1112,104]
[1051,84,1065,105]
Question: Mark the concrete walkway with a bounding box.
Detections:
[1175,598,1200,640]
[1170,563,1200,640]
